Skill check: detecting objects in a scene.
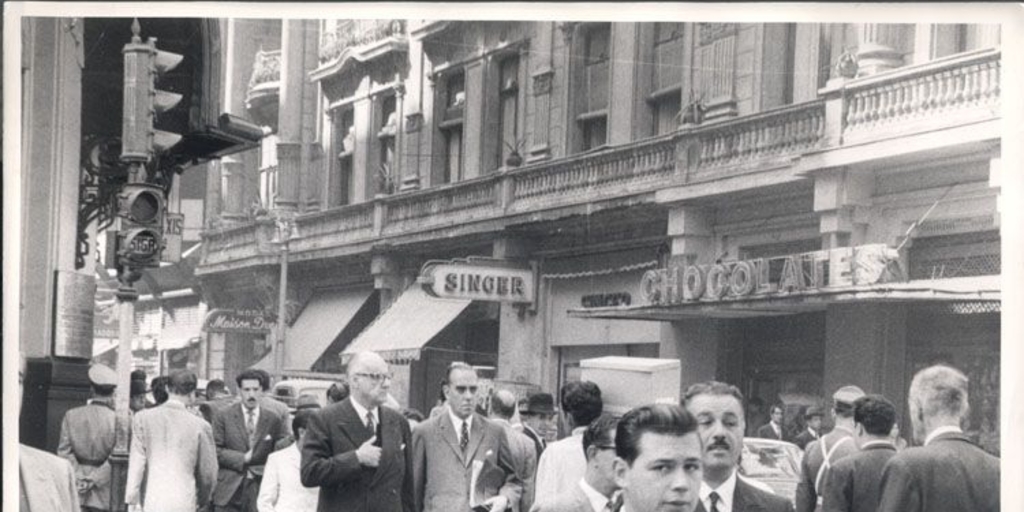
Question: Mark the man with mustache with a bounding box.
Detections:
[684,381,793,512]
[213,369,289,512]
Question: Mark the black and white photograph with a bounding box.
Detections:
[4,3,1022,512]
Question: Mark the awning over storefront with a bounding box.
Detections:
[341,284,472,364]
[568,276,1001,321]
[253,288,373,371]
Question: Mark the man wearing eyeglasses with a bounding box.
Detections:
[413,362,522,512]
[530,414,621,512]
[300,351,414,512]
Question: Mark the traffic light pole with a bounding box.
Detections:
[274,236,289,379]
[108,275,139,512]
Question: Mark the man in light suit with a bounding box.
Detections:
[214,369,289,512]
[877,365,999,512]
[126,369,219,512]
[822,395,898,512]
[684,381,794,512]
[490,390,538,512]
[534,381,603,502]
[19,355,81,512]
[531,414,619,512]
[300,351,414,512]
[57,364,118,512]
[412,362,522,512]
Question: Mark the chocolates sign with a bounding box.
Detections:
[640,244,903,306]
[202,309,276,334]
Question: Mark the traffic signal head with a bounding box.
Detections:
[116,183,165,268]
[121,19,184,163]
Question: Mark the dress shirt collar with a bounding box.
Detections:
[700,470,737,512]
[924,425,963,446]
[579,478,611,512]
[350,397,379,428]
[162,399,187,410]
[860,439,896,450]
[242,403,260,422]
[571,426,588,436]
[771,421,782,437]
[807,427,818,438]
[448,407,473,433]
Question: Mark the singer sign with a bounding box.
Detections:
[419,258,536,304]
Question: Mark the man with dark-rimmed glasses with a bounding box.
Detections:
[530,414,620,512]
[300,351,414,512]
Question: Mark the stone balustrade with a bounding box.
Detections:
[692,101,826,173]
[248,49,281,89]
[319,20,407,64]
[840,48,999,143]
[383,177,500,234]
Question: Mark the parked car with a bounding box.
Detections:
[740,437,804,502]
[271,378,335,410]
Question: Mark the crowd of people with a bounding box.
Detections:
[20,351,1000,512]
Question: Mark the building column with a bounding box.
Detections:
[824,303,908,416]
[855,23,907,76]
[275,20,306,212]
[667,205,716,266]
[608,23,640,145]
[371,253,406,310]
[221,19,261,221]
[814,168,873,249]
[493,237,545,388]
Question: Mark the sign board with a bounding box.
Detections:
[54,271,97,359]
[202,309,276,334]
[640,244,904,306]
[163,212,184,263]
[419,257,536,304]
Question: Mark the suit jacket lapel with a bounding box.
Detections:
[231,404,250,450]
[734,478,765,511]
[335,399,366,449]
[368,410,396,486]
[465,414,486,462]
[439,412,466,466]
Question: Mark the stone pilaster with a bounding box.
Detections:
[814,168,873,249]
[667,205,717,266]
[856,24,907,76]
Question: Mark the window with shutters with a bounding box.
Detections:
[333,108,354,206]
[575,24,610,152]
[439,71,465,183]
[497,56,520,168]
[649,23,685,135]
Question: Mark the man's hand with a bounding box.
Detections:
[244,449,253,464]
[356,435,382,467]
[482,495,509,512]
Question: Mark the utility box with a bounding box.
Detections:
[580,356,681,416]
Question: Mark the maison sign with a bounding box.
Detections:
[419,257,536,304]
[202,309,276,334]
[640,244,904,306]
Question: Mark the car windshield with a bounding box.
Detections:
[740,441,801,479]
[300,388,328,407]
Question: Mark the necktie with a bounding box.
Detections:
[460,420,470,452]
[246,409,256,446]
[366,411,376,434]
[709,491,721,512]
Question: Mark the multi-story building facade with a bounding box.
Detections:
[197,20,1002,452]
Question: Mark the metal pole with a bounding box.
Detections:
[108,280,138,512]
[274,236,289,380]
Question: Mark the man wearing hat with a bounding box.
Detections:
[794,406,825,451]
[518,392,557,461]
[57,364,118,512]
[795,385,865,512]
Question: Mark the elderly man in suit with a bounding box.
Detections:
[489,389,538,512]
[300,351,414,512]
[531,414,619,512]
[126,369,219,512]
[795,386,865,512]
[412,362,522,512]
[821,395,898,512]
[684,381,794,512]
[756,404,786,441]
[793,407,824,451]
[57,364,118,512]
[19,355,81,512]
[214,369,289,512]
[877,365,999,512]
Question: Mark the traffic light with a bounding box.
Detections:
[116,183,165,268]
[121,19,184,163]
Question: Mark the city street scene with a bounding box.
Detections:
[6,4,1018,512]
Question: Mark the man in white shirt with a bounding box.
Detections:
[534,381,603,502]
[531,414,620,512]
[683,381,794,512]
[257,409,319,512]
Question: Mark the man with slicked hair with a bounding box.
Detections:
[876,365,999,512]
[531,414,620,512]
[535,381,603,501]
[821,395,898,512]
[490,389,538,512]
[613,404,703,512]
[684,381,793,512]
[301,351,414,512]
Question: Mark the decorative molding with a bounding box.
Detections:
[697,23,737,45]
[532,69,554,96]
[405,112,423,133]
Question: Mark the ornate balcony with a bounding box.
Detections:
[316,19,407,66]
[246,49,281,128]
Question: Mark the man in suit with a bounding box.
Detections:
[792,407,824,451]
[19,354,81,512]
[518,393,556,461]
[613,404,703,512]
[821,394,898,512]
[535,381,603,502]
[795,386,864,512]
[300,351,414,512]
[214,369,290,512]
[876,365,999,512]
[126,369,219,512]
[756,404,786,441]
[412,362,522,512]
[490,390,538,512]
[683,381,794,512]
[57,364,118,512]
[531,414,619,512]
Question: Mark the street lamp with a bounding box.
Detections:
[271,213,299,380]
